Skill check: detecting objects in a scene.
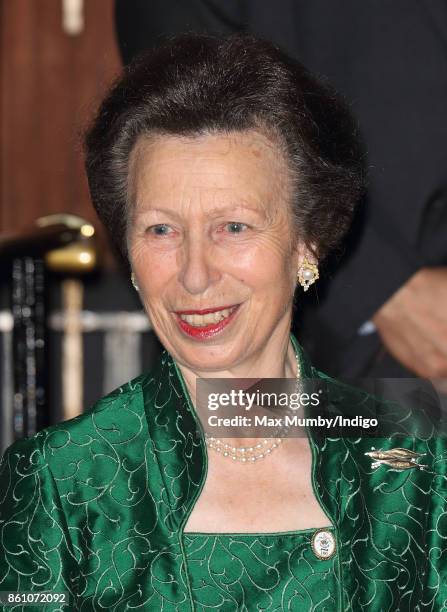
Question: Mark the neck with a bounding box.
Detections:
[176,329,299,450]
[177,329,296,399]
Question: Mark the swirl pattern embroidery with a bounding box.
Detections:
[0,346,446,611]
[183,530,338,611]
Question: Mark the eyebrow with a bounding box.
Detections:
[135,203,265,218]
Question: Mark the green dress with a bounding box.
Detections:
[183,528,338,611]
[0,333,446,611]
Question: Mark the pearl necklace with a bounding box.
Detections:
[204,347,300,463]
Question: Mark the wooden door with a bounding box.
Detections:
[0,0,121,265]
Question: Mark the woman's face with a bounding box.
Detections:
[127,130,307,372]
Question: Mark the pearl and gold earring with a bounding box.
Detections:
[131,272,139,292]
[297,257,319,291]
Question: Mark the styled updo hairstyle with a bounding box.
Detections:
[85,33,365,262]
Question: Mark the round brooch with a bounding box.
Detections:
[311,529,336,560]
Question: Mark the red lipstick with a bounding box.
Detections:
[175,304,240,340]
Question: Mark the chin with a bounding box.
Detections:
[177,344,241,372]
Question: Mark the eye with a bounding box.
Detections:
[146,224,172,236]
[224,222,249,234]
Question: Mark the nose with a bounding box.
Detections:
[178,231,220,295]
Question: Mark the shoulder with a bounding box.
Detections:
[0,372,148,472]
[313,365,447,430]
[312,366,447,477]
[310,365,389,416]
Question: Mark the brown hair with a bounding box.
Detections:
[85,32,365,262]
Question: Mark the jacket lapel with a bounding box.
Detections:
[141,349,206,535]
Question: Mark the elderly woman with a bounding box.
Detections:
[1,33,446,611]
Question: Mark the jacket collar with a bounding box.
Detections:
[141,332,337,533]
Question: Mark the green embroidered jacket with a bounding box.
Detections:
[0,335,446,611]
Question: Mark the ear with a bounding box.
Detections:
[293,241,318,270]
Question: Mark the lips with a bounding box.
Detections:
[174,304,240,340]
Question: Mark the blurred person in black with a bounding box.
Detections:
[115,0,447,380]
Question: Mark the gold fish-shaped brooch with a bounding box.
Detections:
[365,447,427,471]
